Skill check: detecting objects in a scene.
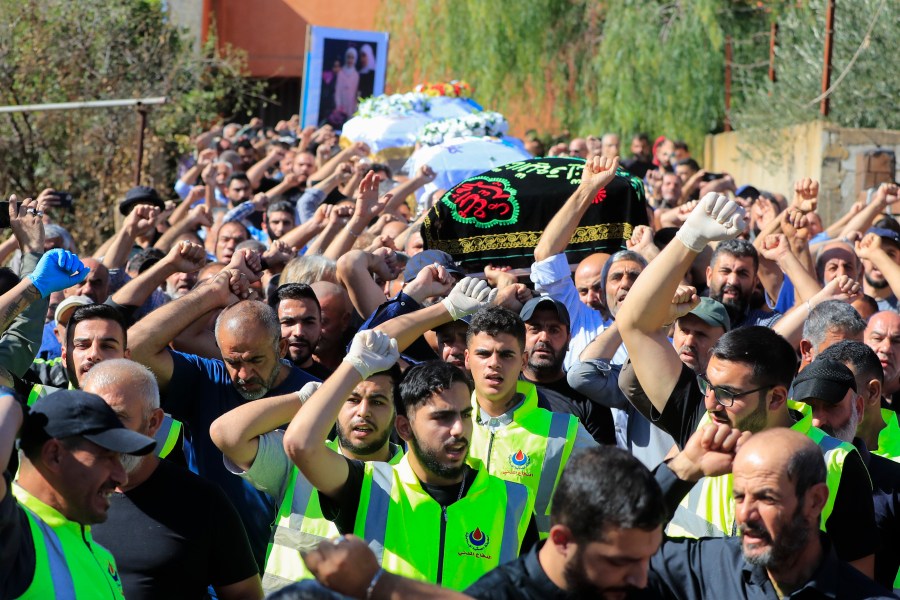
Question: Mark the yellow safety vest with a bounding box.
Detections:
[12,483,125,599]
[874,408,900,463]
[469,380,581,536]
[263,439,403,594]
[355,455,532,591]
[28,383,182,460]
[667,401,860,539]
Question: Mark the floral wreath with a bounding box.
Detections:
[355,92,432,119]
[414,80,473,98]
[417,111,508,146]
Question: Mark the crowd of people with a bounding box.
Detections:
[1,114,900,600]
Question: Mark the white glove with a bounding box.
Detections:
[295,381,322,406]
[441,277,498,320]
[675,192,747,253]
[343,330,400,380]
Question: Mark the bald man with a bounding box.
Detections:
[310,281,354,376]
[649,428,892,598]
[865,311,900,400]
[574,253,611,315]
[129,267,319,571]
[64,257,110,303]
[600,133,620,159]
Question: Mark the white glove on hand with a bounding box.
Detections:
[441,277,498,320]
[675,192,746,253]
[295,381,322,406]
[343,330,400,380]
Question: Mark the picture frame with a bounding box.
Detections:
[300,26,390,130]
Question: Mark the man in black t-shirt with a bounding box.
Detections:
[84,359,262,600]
[518,296,615,445]
[616,193,877,577]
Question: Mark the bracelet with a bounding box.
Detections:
[366,568,385,600]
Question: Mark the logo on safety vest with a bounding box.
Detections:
[505,450,532,475]
[466,527,490,551]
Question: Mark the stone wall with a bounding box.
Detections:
[704,121,900,226]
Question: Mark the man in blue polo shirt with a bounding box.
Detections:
[129,264,318,570]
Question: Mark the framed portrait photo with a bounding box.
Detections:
[301,26,390,130]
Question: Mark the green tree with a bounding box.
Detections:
[732,0,900,132]
[0,0,262,251]
[380,1,897,155]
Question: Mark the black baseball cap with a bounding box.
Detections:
[120,185,165,216]
[29,390,156,455]
[792,359,856,405]
[519,296,571,329]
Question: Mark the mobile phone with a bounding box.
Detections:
[51,191,73,208]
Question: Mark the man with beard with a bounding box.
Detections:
[706,239,782,328]
[211,365,403,594]
[271,283,331,380]
[284,332,534,591]
[519,296,615,445]
[865,311,900,403]
[819,341,900,462]
[617,193,877,577]
[649,428,892,599]
[85,360,263,600]
[129,268,318,570]
[1,388,156,599]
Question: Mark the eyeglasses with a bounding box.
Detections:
[696,373,772,408]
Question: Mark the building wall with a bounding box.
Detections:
[207,0,380,78]
[704,122,900,226]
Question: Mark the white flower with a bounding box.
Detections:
[356,93,432,118]
[415,111,508,146]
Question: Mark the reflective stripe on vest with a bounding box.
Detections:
[355,456,532,590]
[533,412,571,533]
[12,487,124,600]
[667,404,856,539]
[469,380,578,537]
[875,408,900,463]
[363,462,393,564]
[263,440,403,594]
[153,415,181,459]
[20,507,76,599]
[27,383,53,406]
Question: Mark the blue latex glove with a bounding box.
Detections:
[27,249,90,298]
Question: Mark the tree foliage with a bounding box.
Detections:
[380,0,745,151]
[380,0,897,152]
[0,0,262,251]
[731,0,900,132]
